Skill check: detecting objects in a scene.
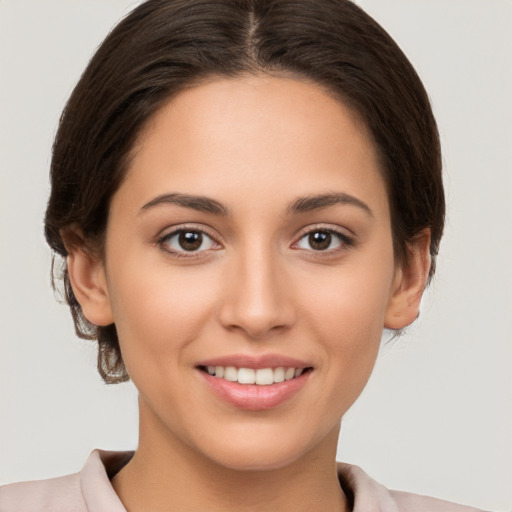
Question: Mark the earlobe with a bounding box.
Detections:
[384,229,431,330]
[66,245,114,327]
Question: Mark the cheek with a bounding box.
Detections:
[299,252,395,396]
[307,307,381,427]
[302,255,394,343]
[315,285,384,380]
[107,258,220,373]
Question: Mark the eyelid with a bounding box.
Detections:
[291,224,355,252]
[154,223,355,257]
[156,224,223,256]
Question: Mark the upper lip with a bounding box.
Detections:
[196,354,312,370]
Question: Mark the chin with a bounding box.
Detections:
[206,444,305,472]
[193,422,339,472]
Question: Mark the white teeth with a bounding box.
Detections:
[224,366,237,382]
[255,368,274,385]
[285,367,295,380]
[274,367,285,383]
[237,368,255,384]
[206,366,307,385]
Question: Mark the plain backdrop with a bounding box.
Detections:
[0,1,511,510]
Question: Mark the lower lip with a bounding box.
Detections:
[199,370,311,411]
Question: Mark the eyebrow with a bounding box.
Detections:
[140,193,228,215]
[140,191,372,218]
[287,193,373,217]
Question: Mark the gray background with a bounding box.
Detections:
[1,1,511,510]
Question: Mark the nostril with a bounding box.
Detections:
[216,272,297,338]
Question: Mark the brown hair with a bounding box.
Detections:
[45,0,444,383]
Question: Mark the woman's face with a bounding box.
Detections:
[85,75,409,469]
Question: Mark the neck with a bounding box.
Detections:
[112,402,349,512]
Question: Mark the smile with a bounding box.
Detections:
[202,366,307,385]
[197,358,313,410]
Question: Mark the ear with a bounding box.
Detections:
[63,234,114,327]
[384,228,432,330]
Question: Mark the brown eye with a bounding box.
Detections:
[161,229,217,254]
[308,231,332,251]
[296,229,348,252]
[179,231,203,251]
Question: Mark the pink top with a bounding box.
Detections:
[0,450,486,511]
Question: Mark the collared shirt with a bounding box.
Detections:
[0,450,487,511]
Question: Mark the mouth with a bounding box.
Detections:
[198,365,313,385]
[196,357,313,410]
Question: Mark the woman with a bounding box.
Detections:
[0,1,498,510]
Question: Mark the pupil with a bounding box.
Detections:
[179,231,202,251]
[309,231,331,250]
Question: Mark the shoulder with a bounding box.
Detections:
[337,462,488,512]
[0,450,131,512]
[390,489,487,512]
[0,473,86,512]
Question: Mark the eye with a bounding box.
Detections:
[295,229,350,252]
[160,229,218,254]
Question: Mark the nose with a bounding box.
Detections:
[217,245,296,340]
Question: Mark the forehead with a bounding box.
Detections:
[119,74,388,215]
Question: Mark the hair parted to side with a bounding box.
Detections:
[45,0,444,384]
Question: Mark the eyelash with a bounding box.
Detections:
[157,225,221,258]
[156,225,354,258]
[292,226,354,255]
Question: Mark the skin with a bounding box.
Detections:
[66,75,430,512]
